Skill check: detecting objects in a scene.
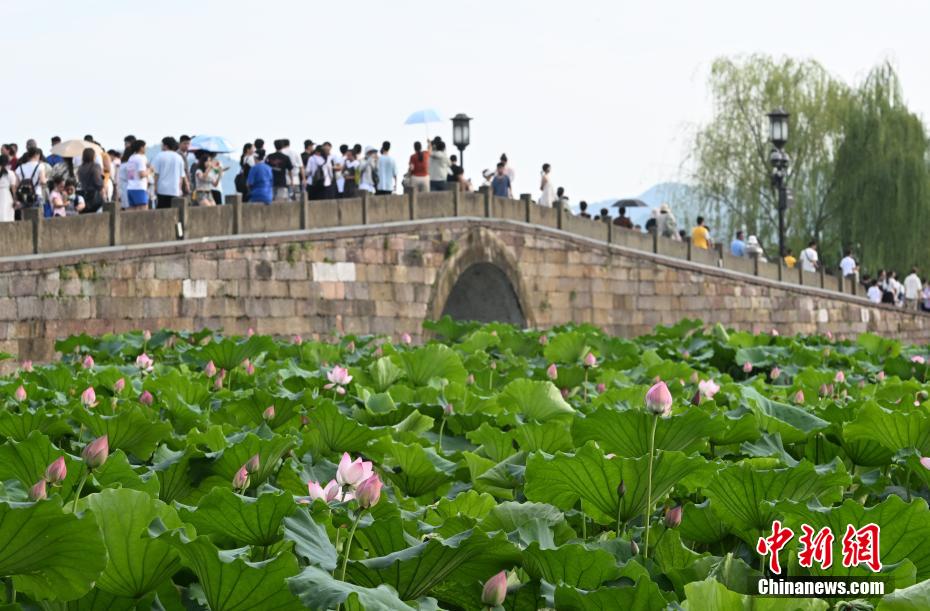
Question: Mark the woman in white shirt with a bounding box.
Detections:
[0,155,17,222]
[124,140,150,211]
[538,163,555,207]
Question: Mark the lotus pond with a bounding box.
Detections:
[2,319,930,610]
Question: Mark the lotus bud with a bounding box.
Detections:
[826,384,834,396]
[143,329,152,341]
[617,479,626,499]
[826,331,834,341]
[481,571,508,607]
[21,360,33,372]
[538,334,549,345]
[631,540,639,555]
[247,327,255,337]
[82,354,94,369]
[307,479,340,503]
[742,362,753,373]
[346,341,356,353]
[81,386,96,407]
[561,387,569,399]
[300,415,310,427]
[374,346,383,357]
[584,352,597,368]
[921,457,930,471]
[401,332,412,345]
[596,383,606,393]
[877,371,886,381]
[443,403,454,417]
[823,348,831,358]
[466,374,475,385]
[263,405,276,421]
[113,378,126,393]
[546,364,558,380]
[14,385,26,402]
[819,383,829,397]
[204,360,217,377]
[293,334,303,345]
[491,330,498,336]
[689,371,700,384]
[233,465,250,490]
[82,435,109,469]
[29,479,47,501]
[645,381,673,418]
[246,453,260,474]
[835,371,846,383]
[139,390,154,405]
[691,389,701,406]
[794,390,805,404]
[214,373,225,390]
[770,367,781,381]
[665,505,683,529]
[489,360,497,370]
[918,391,929,403]
[45,457,67,484]
[771,328,779,337]
[356,473,383,509]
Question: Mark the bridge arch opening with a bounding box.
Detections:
[440,262,526,326]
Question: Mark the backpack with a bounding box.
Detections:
[16,163,40,207]
[234,165,248,194]
[310,160,325,187]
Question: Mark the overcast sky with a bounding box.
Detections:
[3,0,928,203]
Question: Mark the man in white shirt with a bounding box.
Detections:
[153,137,188,209]
[305,147,335,200]
[867,281,882,303]
[839,249,857,281]
[904,267,922,310]
[799,240,819,273]
[281,139,304,200]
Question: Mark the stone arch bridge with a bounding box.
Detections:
[0,190,928,363]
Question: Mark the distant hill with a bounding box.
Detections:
[573,182,713,230]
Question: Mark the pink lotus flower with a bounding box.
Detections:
[81,386,97,407]
[214,370,226,390]
[29,479,47,501]
[538,334,549,345]
[307,479,341,503]
[356,473,383,509]
[336,452,373,487]
[921,457,930,471]
[835,371,846,383]
[293,334,303,345]
[583,352,597,368]
[596,383,607,393]
[82,435,108,469]
[14,385,26,402]
[913,356,926,364]
[794,390,805,404]
[877,371,886,381]
[546,364,558,380]
[241,455,259,475]
[45,457,67,484]
[443,403,454,417]
[113,378,126,393]
[481,571,508,607]
[139,390,154,405]
[742,362,753,373]
[826,331,834,341]
[771,328,779,337]
[325,366,353,394]
[204,361,218,377]
[645,381,673,418]
[136,353,154,371]
[21,360,33,372]
[247,327,255,337]
[665,505,683,528]
[770,367,781,381]
[82,355,94,369]
[233,465,250,490]
[698,379,720,399]
[263,405,275,421]
[401,332,412,345]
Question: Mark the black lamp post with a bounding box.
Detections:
[451,113,472,171]
[768,108,790,258]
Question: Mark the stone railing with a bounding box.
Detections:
[0,189,865,302]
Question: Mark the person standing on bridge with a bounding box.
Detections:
[799,240,819,273]
[904,267,922,310]
[266,140,295,202]
[690,216,712,250]
[491,163,512,198]
[153,137,187,210]
[246,151,273,204]
[538,164,555,207]
[730,231,746,257]
[409,141,430,193]
[124,140,150,211]
[377,141,396,195]
[428,137,451,192]
[306,146,335,200]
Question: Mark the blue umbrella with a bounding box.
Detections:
[404,109,442,125]
[189,135,234,154]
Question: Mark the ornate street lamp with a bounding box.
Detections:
[451,113,472,170]
[768,108,790,258]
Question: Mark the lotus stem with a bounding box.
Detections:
[643,414,659,559]
[338,512,362,582]
[438,418,446,452]
[72,467,89,513]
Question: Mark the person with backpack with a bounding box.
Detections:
[15,147,47,212]
[77,147,105,213]
[0,155,15,222]
[235,143,254,200]
[305,145,334,200]
[358,147,379,194]
[657,203,678,239]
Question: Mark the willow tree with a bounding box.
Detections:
[689,55,849,257]
[828,63,930,275]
